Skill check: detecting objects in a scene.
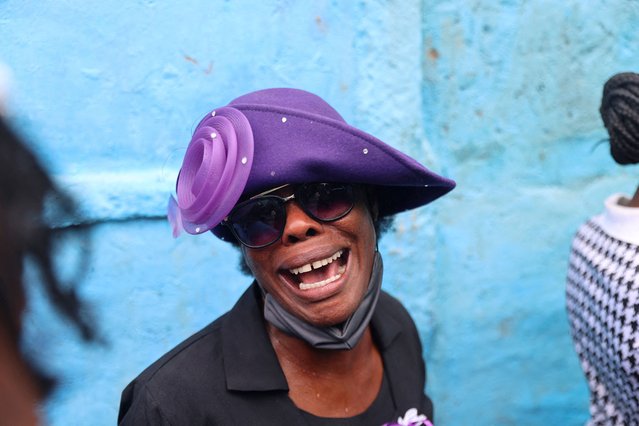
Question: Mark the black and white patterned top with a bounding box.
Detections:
[567,194,639,425]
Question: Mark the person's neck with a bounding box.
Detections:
[619,185,639,208]
[268,322,376,374]
[628,185,639,207]
[267,323,383,417]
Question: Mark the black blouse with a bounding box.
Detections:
[118,283,433,425]
[299,370,395,425]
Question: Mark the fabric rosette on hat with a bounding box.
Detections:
[168,107,254,237]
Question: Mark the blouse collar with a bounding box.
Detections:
[594,193,639,245]
[222,282,403,392]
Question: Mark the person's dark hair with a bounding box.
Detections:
[227,185,395,276]
[0,117,95,394]
[600,72,639,165]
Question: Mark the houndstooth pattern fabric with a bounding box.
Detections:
[567,219,639,425]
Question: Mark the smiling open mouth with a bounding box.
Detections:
[284,249,348,291]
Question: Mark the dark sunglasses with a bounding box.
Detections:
[223,182,355,248]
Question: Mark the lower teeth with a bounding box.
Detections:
[299,266,346,290]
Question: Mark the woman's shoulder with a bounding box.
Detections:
[117,314,229,424]
[374,290,422,352]
[134,315,226,384]
[122,284,261,393]
[378,290,417,326]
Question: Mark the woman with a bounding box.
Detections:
[118,88,455,425]
[566,72,639,424]
[0,116,95,425]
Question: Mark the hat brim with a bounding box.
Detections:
[212,104,455,242]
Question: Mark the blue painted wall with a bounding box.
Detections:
[2,1,639,424]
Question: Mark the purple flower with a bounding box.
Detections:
[168,107,254,237]
[382,408,433,426]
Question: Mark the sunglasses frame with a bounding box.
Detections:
[223,183,356,249]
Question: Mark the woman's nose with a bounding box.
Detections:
[281,201,321,245]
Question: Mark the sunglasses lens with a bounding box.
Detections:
[228,197,285,247]
[227,183,355,248]
[299,183,354,221]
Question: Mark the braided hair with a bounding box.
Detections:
[0,117,96,395]
[600,72,639,165]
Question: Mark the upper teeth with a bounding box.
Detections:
[289,250,344,275]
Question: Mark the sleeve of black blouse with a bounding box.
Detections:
[118,382,172,426]
[422,392,434,423]
[407,311,434,422]
[378,291,435,421]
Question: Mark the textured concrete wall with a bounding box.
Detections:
[2,1,639,424]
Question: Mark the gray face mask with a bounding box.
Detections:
[262,251,383,350]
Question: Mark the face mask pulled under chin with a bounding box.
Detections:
[260,251,383,350]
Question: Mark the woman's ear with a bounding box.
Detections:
[364,186,380,252]
[371,198,379,223]
[365,186,379,222]
[239,246,255,276]
[372,200,380,252]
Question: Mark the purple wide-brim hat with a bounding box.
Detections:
[168,88,455,241]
